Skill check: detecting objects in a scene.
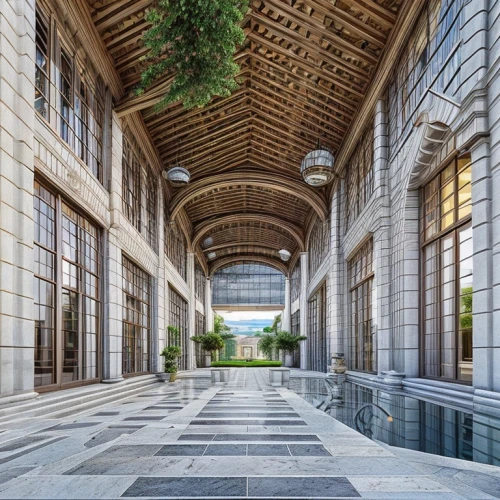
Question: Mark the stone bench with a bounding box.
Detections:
[269,368,290,387]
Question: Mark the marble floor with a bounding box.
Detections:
[0,369,499,499]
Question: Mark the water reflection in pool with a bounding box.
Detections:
[289,377,499,466]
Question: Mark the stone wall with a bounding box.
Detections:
[0,0,206,400]
[296,0,500,413]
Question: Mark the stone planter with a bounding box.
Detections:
[169,373,177,382]
[211,368,230,384]
[269,368,290,387]
[284,354,294,367]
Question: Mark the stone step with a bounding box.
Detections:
[0,375,161,423]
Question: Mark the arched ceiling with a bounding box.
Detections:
[87,0,405,273]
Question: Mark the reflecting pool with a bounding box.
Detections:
[289,377,500,466]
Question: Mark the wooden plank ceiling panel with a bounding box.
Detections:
[87,0,403,274]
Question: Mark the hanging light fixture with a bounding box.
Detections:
[163,166,190,186]
[278,249,291,262]
[300,140,335,187]
[207,251,217,260]
[163,139,191,186]
[202,236,214,248]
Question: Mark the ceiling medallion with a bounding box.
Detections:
[207,251,217,260]
[300,142,335,187]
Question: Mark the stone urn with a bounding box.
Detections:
[330,353,347,374]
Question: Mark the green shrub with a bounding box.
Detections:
[275,331,306,355]
[210,360,283,368]
[191,332,225,353]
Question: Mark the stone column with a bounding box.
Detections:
[156,188,166,372]
[282,278,291,331]
[372,98,395,375]
[205,278,213,332]
[187,253,196,370]
[327,187,343,361]
[0,0,37,401]
[299,252,309,369]
[102,113,125,383]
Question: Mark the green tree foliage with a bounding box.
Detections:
[460,287,473,330]
[214,313,232,335]
[258,334,276,360]
[138,0,248,109]
[271,313,282,333]
[274,331,306,355]
[191,332,225,361]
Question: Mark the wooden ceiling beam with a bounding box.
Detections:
[306,0,387,47]
[158,117,251,158]
[339,0,396,29]
[158,111,251,155]
[150,91,248,133]
[155,101,249,146]
[203,240,292,253]
[169,172,327,223]
[258,0,383,60]
[192,214,306,252]
[248,80,346,139]
[249,51,358,113]
[249,10,375,77]
[247,30,368,87]
[93,0,153,32]
[209,255,289,277]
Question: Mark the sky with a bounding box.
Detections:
[215,310,281,321]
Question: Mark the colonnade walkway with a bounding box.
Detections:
[0,369,499,499]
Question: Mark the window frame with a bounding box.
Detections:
[34,178,102,391]
[348,238,375,373]
[34,6,106,184]
[420,155,473,384]
[122,256,152,376]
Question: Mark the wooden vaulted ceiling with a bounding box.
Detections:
[87,0,403,276]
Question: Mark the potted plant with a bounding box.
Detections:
[167,325,179,345]
[191,332,225,366]
[274,331,306,367]
[160,345,182,382]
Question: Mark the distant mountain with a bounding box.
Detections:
[224,319,273,336]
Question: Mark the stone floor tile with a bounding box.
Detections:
[248,476,360,498]
[247,444,291,456]
[155,445,207,456]
[0,475,137,499]
[178,434,216,441]
[288,444,331,456]
[204,444,247,456]
[122,477,247,498]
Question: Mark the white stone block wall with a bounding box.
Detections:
[0,1,200,398]
[312,0,500,409]
[0,0,36,399]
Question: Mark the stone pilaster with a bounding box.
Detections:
[187,252,196,370]
[0,0,36,400]
[299,252,308,369]
[205,278,213,332]
[102,113,125,382]
[282,278,291,331]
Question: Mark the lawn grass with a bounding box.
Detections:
[210,360,283,368]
